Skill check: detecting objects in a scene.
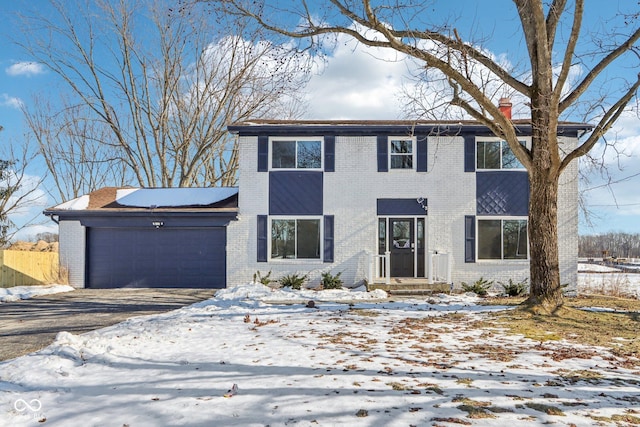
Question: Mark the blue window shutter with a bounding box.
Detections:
[464,135,475,172]
[377,135,388,172]
[465,215,476,263]
[257,135,268,172]
[323,215,334,263]
[416,135,428,172]
[257,215,268,262]
[324,135,335,172]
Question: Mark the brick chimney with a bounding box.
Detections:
[498,97,512,119]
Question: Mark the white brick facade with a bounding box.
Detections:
[227,130,579,291]
[58,220,86,288]
[558,136,579,293]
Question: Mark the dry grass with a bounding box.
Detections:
[348,308,380,317]
[524,402,565,416]
[579,273,635,298]
[481,295,640,358]
[452,396,510,418]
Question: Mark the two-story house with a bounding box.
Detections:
[46,110,591,291]
[226,116,591,291]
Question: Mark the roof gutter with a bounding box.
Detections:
[43,211,59,225]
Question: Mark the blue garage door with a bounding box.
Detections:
[87,227,226,288]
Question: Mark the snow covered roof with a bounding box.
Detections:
[115,187,238,208]
[46,187,238,212]
[52,195,90,211]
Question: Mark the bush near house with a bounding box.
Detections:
[461,277,494,296]
[500,278,529,297]
[279,273,308,290]
[252,270,273,285]
[320,271,343,290]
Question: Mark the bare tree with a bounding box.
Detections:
[0,138,47,246]
[23,96,130,202]
[214,0,640,312]
[16,0,309,195]
[580,233,640,259]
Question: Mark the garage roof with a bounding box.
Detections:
[45,187,239,213]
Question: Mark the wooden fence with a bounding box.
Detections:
[0,250,61,288]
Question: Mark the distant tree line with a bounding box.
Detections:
[579,233,640,259]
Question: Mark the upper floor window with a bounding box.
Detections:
[476,139,526,170]
[389,137,414,169]
[271,138,322,169]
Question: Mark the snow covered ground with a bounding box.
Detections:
[0,285,74,303]
[578,264,640,298]
[1,283,638,426]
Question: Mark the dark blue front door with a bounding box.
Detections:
[390,218,414,277]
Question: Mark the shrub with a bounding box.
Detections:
[279,273,308,290]
[499,278,528,297]
[461,277,494,296]
[252,270,273,285]
[321,271,343,289]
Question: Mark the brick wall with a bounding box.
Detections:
[58,220,86,288]
[228,133,577,292]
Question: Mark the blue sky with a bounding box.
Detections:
[0,0,639,239]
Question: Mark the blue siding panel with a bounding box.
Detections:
[476,171,529,216]
[324,215,334,263]
[377,198,428,216]
[257,215,268,262]
[377,135,388,172]
[465,215,476,263]
[257,135,269,172]
[77,214,236,228]
[464,135,475,172]
[324,135,335,172]
[416,135,428,172]
[269,171,323,215]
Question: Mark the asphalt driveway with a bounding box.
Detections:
[0,288,215,361]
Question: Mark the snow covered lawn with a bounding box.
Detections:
[578,264,640,298]
[1,284,639,426]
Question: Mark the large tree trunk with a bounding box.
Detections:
[525,163,564,313]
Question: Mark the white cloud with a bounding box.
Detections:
[580,109,640,232]
[303,35,412,119]
[0,93,24,109]
[301,31,521,121]
[5,61,46,77]
[12,222,59,242]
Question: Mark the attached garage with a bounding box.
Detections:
[87,227,227,288]
[44,187,238,289]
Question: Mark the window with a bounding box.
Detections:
[389,137,414,169]
[476,139,526,170]
[478,218,528,260]
[378,218,387,254]
[271,218,321,259]
[271,138,322,169]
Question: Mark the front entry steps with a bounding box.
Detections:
[368,278,452,296]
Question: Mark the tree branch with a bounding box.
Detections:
[560,26,640,113]
[561,73,640,170]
